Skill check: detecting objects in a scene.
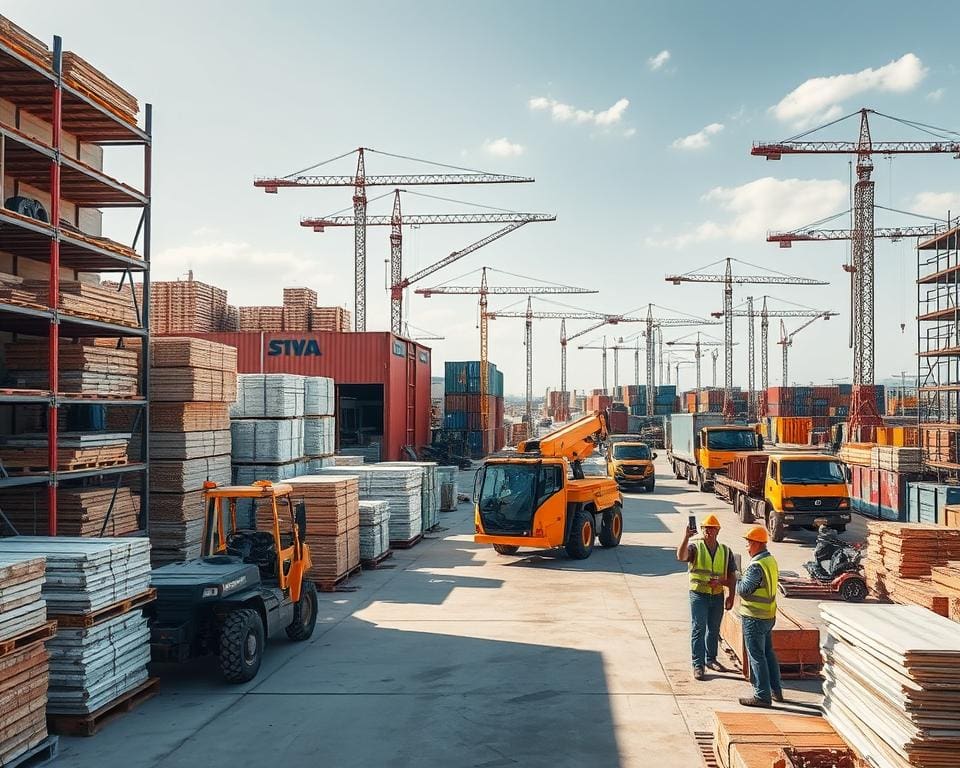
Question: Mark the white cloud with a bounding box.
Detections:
[482,137,525,157]
[927,88,946,102]
[647,177,848,249]
[648,50,671,71]
[909,191,960,218]
[529,96,630,127]
[671,122,724,150]
[771,53,927,128]
[623,127,637,138]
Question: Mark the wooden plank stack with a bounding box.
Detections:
[0,554,53,768]
[0,487,139,537]
[316,466,422,544]
[233,289,352,332]
[0,432,129,472]
[930,564,960,622]
[359,500,390,563]
[872,446,924,473]
[62,51,138,124]
[838,442,874,468]
[310,306,351,332]
[238,306,284,332]
[149,338,236,564]
[146,279,231,334]
[821,603,960,768]
[0,13,52,67]
[720,604,821,679]
[713,711,847,768]
[0,280,139,327]
[4,342,139,396]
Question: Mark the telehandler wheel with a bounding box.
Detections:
[286,579,318,641]
[599,505,623,548]
[565,510,595,560]
[738,494,754,524]
[220,608,265,683]
[765,507,785,543]
[493,544,520,555]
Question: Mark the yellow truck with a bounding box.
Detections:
[712,452,852,542]
[605,437,657,492]
[667,413,763,491]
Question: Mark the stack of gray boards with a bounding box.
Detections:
[437,466,459,511]
[0,537,154,719]
[380,462,440,531]
[821,603,960,768]
[317,466,422,544]
[303,376,336,472]
[359,500,390,563]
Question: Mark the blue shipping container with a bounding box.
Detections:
[444,411,467,429]
[906,482,960,525]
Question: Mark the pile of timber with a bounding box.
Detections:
[256,476,360,587]
[865,522,960,617]
[0,13,52,67]
[720,603,821,678]
[872,446,924,473]
[0,487,139,537]
[316,466,422,544]
[838,442,874,468]
[0,537,155,726]
[359,500,390,564]
[923,429,956,467]
[146,279,233,334]
[0,553,54,767]
[310,306,351,332]
[713,711,848,768]
[61,51,138,124]
[238,306,284,332]
[0,280,139,326]
[929,563,960,622]
[281,288,316,331]
[0,432,129,472]
[235,288,351,332]
[148,338,236,564]
[4,342,139,396]
[822,603,960,768]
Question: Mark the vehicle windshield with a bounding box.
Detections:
[780,460,846,485]
[478,464,539,533]
[705,429,759,450]
[613,444,651,460]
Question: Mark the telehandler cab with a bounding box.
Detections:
[149,480,317,683]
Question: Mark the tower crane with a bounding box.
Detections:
[778,314,833,386]
[666,258,827,418]
[713,296,838,418]
[416,268,595,431]
[752,108,960,435]
[302,189,555,334]
[402,322,445,341]
[672,358,696,392]
[665,332,725,392]
[577,338,642,393]
[254,147,536,331]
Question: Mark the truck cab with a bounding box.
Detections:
[606,441,657,492]
[697,425,763,480]
[763,454,851,540]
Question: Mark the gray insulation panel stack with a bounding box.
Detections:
[304,416,335,458]
[231,419,304,464]
[437,466,459,511]
[317,466,422,542]
[380,462,440,531]
[359,500,390,561]
[231,374,305,418]
[304,376,335,417]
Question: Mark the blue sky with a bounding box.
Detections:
[9,1,960,395]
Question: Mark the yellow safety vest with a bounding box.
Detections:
[689,540,729,596]
[739,554,779,620]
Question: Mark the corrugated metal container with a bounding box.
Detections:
[906,482,960,525]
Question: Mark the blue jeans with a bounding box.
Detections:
[742,616,782,701]
[689,591,724,669]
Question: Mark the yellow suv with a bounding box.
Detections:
[607,441,657,492]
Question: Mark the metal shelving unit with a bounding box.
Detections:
[0,35,151,534]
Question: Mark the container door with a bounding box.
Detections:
[406,343,416,448]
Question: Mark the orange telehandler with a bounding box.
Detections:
[474,411,623,559]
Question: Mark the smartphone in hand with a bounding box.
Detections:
[687,514,697,534]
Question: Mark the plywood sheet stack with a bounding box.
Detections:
[147,279,230,334]
[0,280,138,327]
[238,306,284,332]
[0,487,139,537]
[930,563,960,622]
[359,500,390,563]
[149,338,237,564]
[0,553,52,767]
[4,342,139,395]
[712,711,847,768]
[317,466,422,544]
[310,306,351,332]
[0,13,52,67]
[0,538,154,723]
[821,603,960,768]
[865,522,960,617]
[838,442,874,468]
[380,462,440,532]
[62,51,138,124]
[0,432,129,472]
[720,604,821,678]
[872,446,924,473]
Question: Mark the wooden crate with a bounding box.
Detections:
[720,605,821,679]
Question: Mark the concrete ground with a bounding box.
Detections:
[56,457,854,768]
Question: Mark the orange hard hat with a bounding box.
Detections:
[744,525,769,544]
[701,514,721,529]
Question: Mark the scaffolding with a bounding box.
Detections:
[0,33,151,534]
[918,225,960,475]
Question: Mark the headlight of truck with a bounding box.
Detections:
[782,499,795,510]
[839,498,850,509]
[202,587,219,599]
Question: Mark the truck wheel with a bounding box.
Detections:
[738,494,753,524]
[493,544,520,555]
[599,505,623,548]
[220,608,264,683]
[766,508,785,543]
[565,510,595,559]
[285,579,318,641]
[645,478,656,492]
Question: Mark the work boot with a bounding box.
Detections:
[706,661,726,673]
[693,667,705,681]
[739,697,772,708]
[772,691,785,703]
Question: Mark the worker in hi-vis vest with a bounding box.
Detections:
[737,525,783,707]
[677,513,736,681]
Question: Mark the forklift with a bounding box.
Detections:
[149,480,318,683]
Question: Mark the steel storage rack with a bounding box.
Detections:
[0,33,151,534]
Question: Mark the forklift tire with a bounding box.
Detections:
[220,608,264,684]
[493,544,520,555]
[738,494,754,524]
[599,505,623,548]
[285,580,318,641]
[565,510,595,560]
[765,508,785,543]
[839,576,867,603]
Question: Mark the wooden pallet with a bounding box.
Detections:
[48,588,155,629]
[694,731,720,768]
[389,533,423,550]
[315,564,361,593]
[47,678,158,737]
[4,735,59,768]
[361,549,394,570]
[0,620,56,660]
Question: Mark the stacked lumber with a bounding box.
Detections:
[872,446,924,473]
[838,442,874,467]
[303,417,335,459]
[713,711,847,768]
[438,466,459,511]
[147,279,231,334]
[317,466,422,543]
[0,554,52,767]
[238,306,284,332]
[0,280,139,326]
[944,505,960,528]
[0,487,140,537]
[0,432,129,472]
[720,604,821,678]
[224,306,240,331]
[380,462,440,531]
[4,342,139,395]
[0,13,52,67]
[359,500,390,563]
[929,563,960,622]
[922,428,955,466]
[148,338,236,564]
[62,51,138,124]
[311,306,351,332]
[0,538,153,722]
[256,476,360,584]
[283,287,317,309]
[821,603,960,768]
